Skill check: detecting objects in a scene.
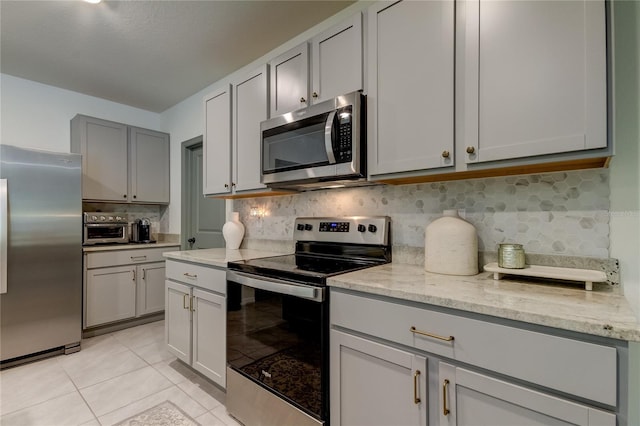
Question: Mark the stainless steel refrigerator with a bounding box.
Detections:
[1,144,82,365]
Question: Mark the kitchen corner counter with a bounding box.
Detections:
[83,242,180,252]
[328,263,640,342]
[163,248,289,269]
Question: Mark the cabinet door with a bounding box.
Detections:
[310,13,362,104]
[71,115,128,201]
[439,363,616,426]
[269,43,309,116]
[85,266,136,327]
[165,280,192,363]
[330,329,427,426]
[233,65,268,192]
[129,127,170,203]
[461,0,606,163]
[192,288,226,388]
[367,0,455,176]
[136,262,165,316]
[203,85,232,195]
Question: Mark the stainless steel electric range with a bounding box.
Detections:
[225,216,391,426]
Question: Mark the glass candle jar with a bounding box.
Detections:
[498,244,525,269]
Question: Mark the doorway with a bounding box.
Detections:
[181,137,225,249]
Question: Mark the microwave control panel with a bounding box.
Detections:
[335,106,353,163]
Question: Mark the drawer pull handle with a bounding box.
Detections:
[413,370,421,404]
[410,326,454,342]
[131,255,147,261]
[190,296,195,312]
[183,273,197,279]
[443,379,450,416]
[183,293,189,310]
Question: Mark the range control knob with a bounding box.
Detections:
[296,224,305,231]
[91,215,98,221]
[357,224,366,232]
[368,224,377,233]
[304,224,313,231]
[100,216,106,221]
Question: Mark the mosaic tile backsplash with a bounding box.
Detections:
[234,169,611,259]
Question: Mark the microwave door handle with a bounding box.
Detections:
[324,110,337,164]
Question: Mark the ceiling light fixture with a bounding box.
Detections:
[83,0,102,4]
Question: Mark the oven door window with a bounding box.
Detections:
[262,112,334,174]
[227,283,324,418]
[85,224,125,239]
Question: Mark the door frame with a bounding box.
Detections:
[181,136,203,250]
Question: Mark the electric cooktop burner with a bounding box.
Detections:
[227,216,392,286]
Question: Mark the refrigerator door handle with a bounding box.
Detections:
[1,179,7,294]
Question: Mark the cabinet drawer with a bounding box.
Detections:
[86,246,177,269]
[331,290,616,406]
[166,260,226,295]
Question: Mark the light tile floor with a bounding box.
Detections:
[0,320,241,426]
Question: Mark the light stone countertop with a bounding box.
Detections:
[328,263,640,342]
[162,248,289,269]
[83,242,181,252]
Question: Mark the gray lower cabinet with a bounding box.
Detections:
[84,246,178,329]
[330,330,427,426]
[439,363,615,426]
[165,259,226,388]
[330,289,622,426]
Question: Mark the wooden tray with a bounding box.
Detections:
[483,263,607,291]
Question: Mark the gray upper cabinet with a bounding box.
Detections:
[71,115,128,201]
[269,43,309,117]
[310,13,363,105]
[367,0,455,177]
[269,11,364,117]
[460,0,607,164]
[233,65,269,193]
[71,115,170,203]
[129,126,170,203]
[203,84,232,196]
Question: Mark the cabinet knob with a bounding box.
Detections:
[133,195,137,199]
[231,182,236,187]
[224,183,229,189]
[123,194,127,198]
[441,150,450,158]
[300,97,306,103]
[466,146,476,154]
[312,91,318,98]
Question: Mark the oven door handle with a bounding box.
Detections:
[226,271,324,302]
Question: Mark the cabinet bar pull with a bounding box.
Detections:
[410,326,454,342]
[190,296,195,312]
[132,270,136,281]
[142,268,146,280]
[413,370,421,404]
[130,255,147,261]
[183,294,189,309]
[443,379,450,415]
[183,272,197,279]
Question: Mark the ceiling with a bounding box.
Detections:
[0,0,354,113]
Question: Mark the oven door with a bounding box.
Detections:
[226,270,328,422]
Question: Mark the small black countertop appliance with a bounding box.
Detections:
[130,217,155,243]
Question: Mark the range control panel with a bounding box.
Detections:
[294,216,389,245]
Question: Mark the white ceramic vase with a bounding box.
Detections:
[424,210,478,276]
[222,212,245,249]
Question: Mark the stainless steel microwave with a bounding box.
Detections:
[261,91,366,190]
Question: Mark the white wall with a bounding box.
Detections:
[0,74,161,153]
[610,1,640,424]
